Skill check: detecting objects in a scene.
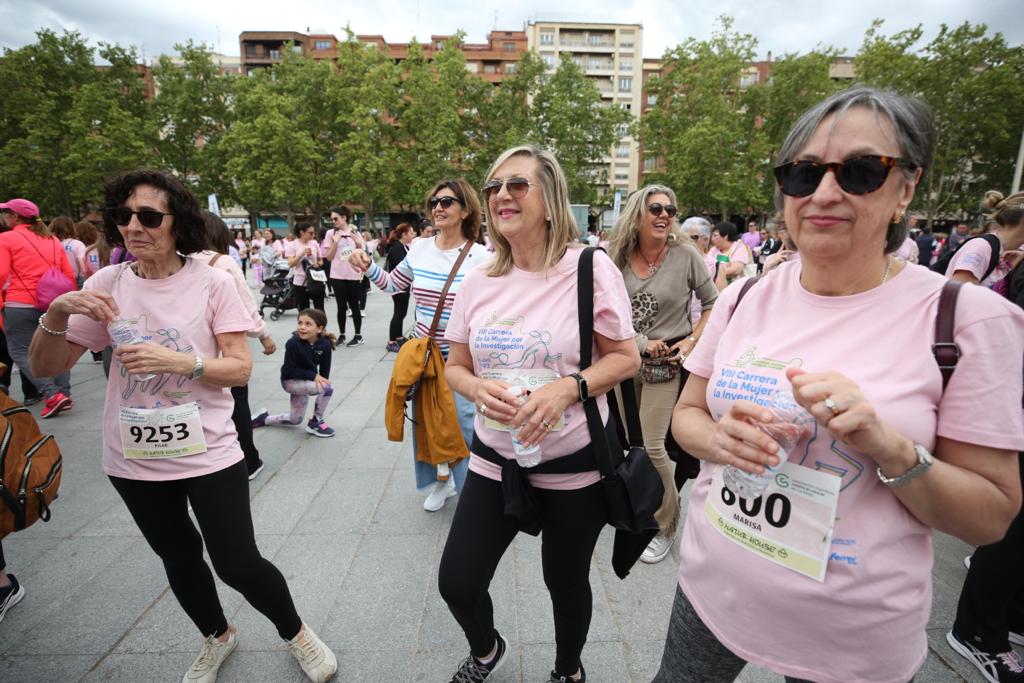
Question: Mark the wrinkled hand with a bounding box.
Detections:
[510,378,577,448]
[707,400,780,475]
[348,250,371,273]
[474,379,517,424]
[115,344,192,377]
[786,367,903,465]
[259,335,276,355]
[49,290,119,324]
[763,250,793,273]
[314,374,331,391]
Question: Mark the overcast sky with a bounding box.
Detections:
[1,0,1020,62]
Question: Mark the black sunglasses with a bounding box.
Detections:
[647,202,677,218]
[105,206,173,229]
[428,196,462,210]
[774,155,916,197]
[482,177,537,202]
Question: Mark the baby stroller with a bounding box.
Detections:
[260,259,297,321]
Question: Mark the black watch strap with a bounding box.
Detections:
[570,372,588,401]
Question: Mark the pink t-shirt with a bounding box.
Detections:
[285,239,322,286]
[445,247,635,490]
[66,259,255,481]
[946,235,1010,288]
[893,237,919,264]
[62,238,87,279]
[678,261,1024,683]
[322,228,363,280]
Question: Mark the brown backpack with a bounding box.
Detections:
[0,379,63,539]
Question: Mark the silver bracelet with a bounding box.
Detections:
[38,313,68,336]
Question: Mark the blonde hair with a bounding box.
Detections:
[607,184,689,270]
[484,145,578,277]
[981,190,1024,228]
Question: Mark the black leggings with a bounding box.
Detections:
[293,284,325,317]
[330,278,362,336]
[953,453,1024,652]
[230,384,260,471]
[438,471,606,675]
[389,292,410,341]
[109,460,301,640]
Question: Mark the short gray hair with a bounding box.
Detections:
[774,85,935,254]
[681,216,712,238]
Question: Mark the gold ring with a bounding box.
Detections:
[824,397,841,416]
[541,419,552,431]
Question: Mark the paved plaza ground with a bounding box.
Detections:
[0,284,1013,682]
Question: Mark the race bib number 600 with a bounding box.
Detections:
[704,462,840,582]
[119,402,208,459]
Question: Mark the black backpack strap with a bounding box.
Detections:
[933,280,963,391]
[980,233,1002,282]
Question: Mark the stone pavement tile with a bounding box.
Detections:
[294,468,390,535]
[368,468,457,536]
[338,426,404,470]
[0,654,97,682]
[520,640,629,681]
[321,533,436,651]
[248,454,335,535]
[623,639,668,681]
[84,650,304,683]
[6,537,169,656]
[410,646,504,682]
[335,649,412,681]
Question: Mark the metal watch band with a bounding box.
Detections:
[876,443,933,487]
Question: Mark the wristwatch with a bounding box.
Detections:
[877,442,933,487]
[569,372,589,402]
[191,356,205,381]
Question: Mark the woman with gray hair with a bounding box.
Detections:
[440,145,640,683]
[654,86,1024,682]
[607,187,717,564]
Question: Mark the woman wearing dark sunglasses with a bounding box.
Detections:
[348,178,489,512]
[656,86,1024,683]
[606,185,718,565]
[439,145,639,683]
[28,170,337,683]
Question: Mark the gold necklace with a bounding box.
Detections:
[881,256,893,285]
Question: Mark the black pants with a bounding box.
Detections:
[330,278,362,336]
[230,384,260,472]
[389,292,410,341]
[293,284,325,317]
[438,471,606,675]
[239,257,247,275]
[359,276,369,310]
[0,539,6,572]
[109,460,302,640]
[0,326,39,399]
[953,453,1024,652]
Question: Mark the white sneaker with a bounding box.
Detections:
[964,554,972,570]
[640,534,675,564]
[287,623,337,682]
[423,478,457,512]
[182,626,238,683]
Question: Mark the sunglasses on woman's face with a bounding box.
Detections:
[105,206,173,229]
[647,203,677,218]
[428,196,462,210]
[773,155,916,197]
[481,177,537,202]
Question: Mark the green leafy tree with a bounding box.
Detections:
[856,20,1024,225]
[530,55,632,206]
[640,16,770,218]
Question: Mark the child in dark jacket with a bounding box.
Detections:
[252,308,337,437]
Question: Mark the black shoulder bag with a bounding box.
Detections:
[577,247,664,534]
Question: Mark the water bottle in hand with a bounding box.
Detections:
[108,319,156,381]
[722,390,813,500]
[507,385,542,467]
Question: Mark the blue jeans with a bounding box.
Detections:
[412,391,474,492]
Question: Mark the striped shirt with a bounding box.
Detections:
[367,236,490,355]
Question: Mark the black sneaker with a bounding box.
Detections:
[0,574,25,624]
[549,663,586,682]
[305,417,335,438]
[22,394,43,406]
[337,335,346,346]
[346,335,363,347]
[947,630,1024,682]
[247,460,265,481]
[1011,630,1024,647]
[448,632,509,683]
[251,409,269,429]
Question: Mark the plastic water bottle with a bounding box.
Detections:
[722,390,814,500]
[108,319,156,381]
[507,385,542,467]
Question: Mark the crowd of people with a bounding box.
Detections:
[0,83,1021,683]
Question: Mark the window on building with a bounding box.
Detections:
[504,63,517,74]
[484,63,498,74]
[314,40,333,51]
[619,30,635,48]
[619,60,632,72]
[542,54,555,68]
[291,44,302,54]
[465,62,479,73]
[502,42,516,51]
[647,94,657,106]
[616,144,630,158]
[618,77,632,92]
[269,49,281,60]
[740,72,759,88]
[588,33,610,47]
[540,32,555,45]
[644,157,658,172]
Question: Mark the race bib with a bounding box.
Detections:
[479,368,566,432]
[118,402,207,459]
[308,268,328,283]
[704,462,840,582]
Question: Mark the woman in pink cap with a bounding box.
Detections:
[0,198,76,418]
